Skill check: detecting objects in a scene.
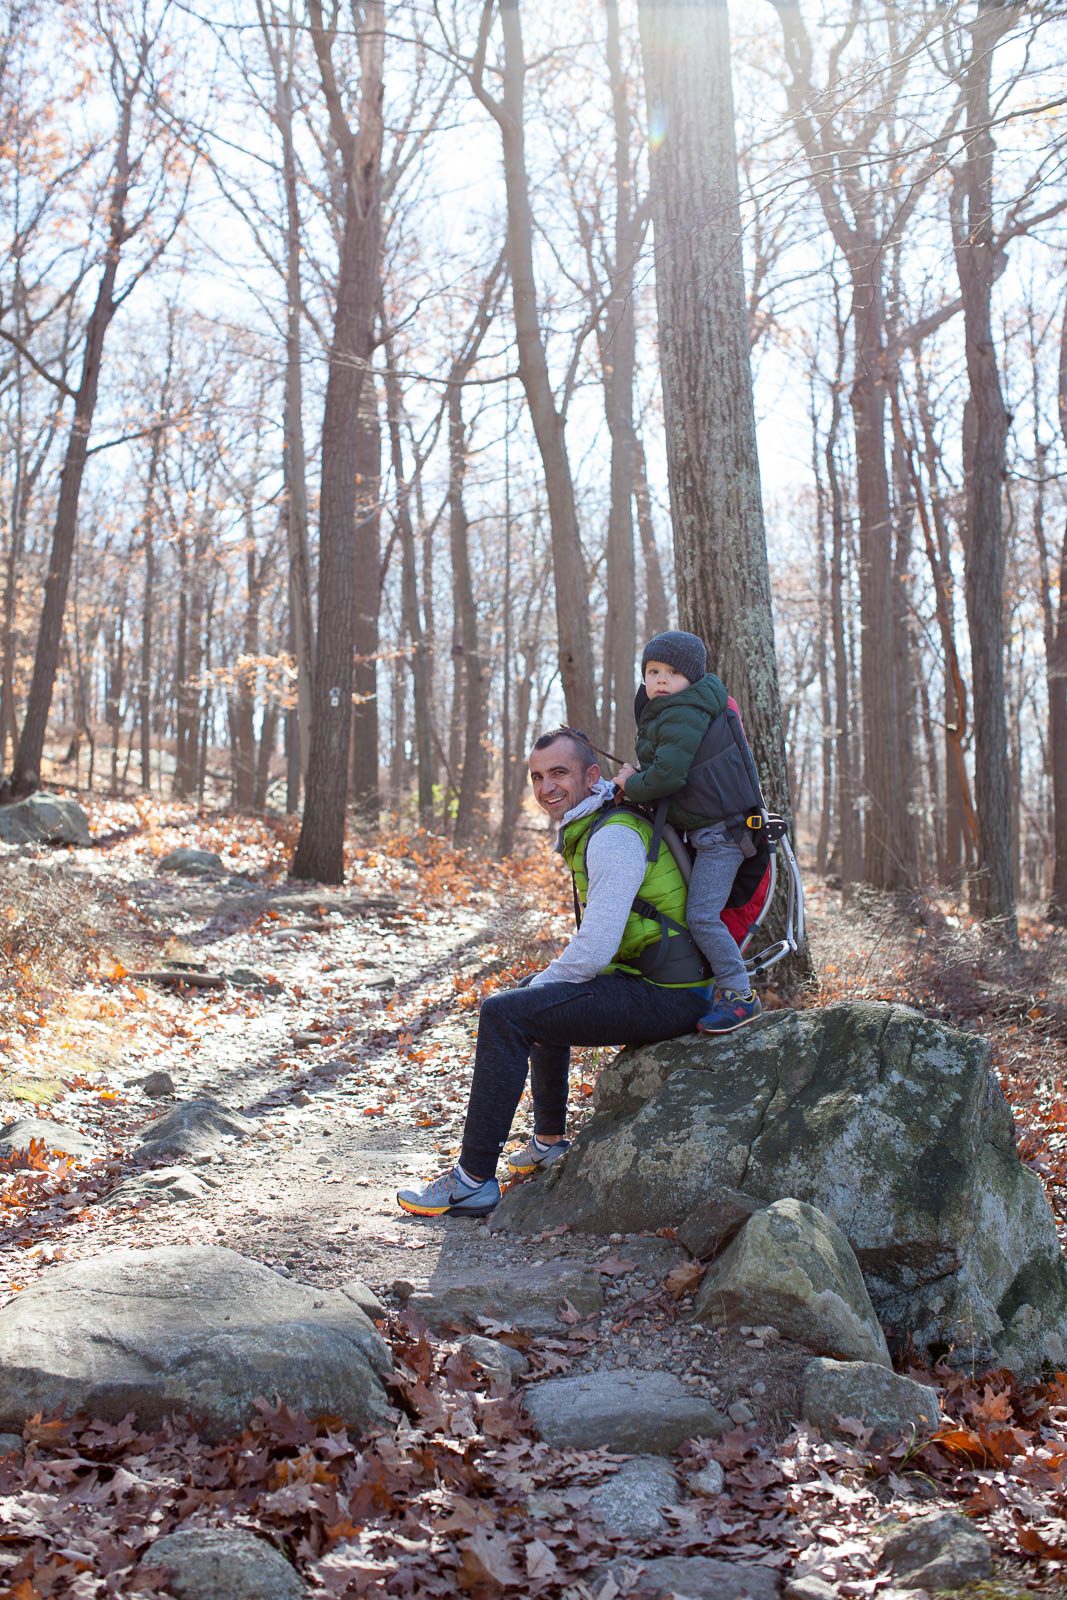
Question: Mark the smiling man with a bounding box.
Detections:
[396,727,712,1219]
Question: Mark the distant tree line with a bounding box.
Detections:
[0,0,1064,939]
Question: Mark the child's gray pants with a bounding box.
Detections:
[686,822,751,993]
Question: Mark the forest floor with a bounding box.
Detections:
[1,794,1067,1597]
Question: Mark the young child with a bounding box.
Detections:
[615,629,763,1035]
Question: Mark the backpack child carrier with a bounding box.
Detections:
[632,692,805,979]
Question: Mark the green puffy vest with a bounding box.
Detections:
[559,806,706,987]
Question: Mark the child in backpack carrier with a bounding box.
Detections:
[614,629,763,1035]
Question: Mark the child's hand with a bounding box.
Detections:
[615,763,638,788]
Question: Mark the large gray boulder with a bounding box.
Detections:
[0,793,91,846]
[492,1002,1067,1376]
[0,1246,392,1441]
[694,1198,891,1365]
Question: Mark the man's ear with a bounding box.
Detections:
[586,763,602,793]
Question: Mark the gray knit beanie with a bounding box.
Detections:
[641,630,707,684]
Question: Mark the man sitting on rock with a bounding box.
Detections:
[397,728,713,1218]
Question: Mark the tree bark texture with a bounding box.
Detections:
[952,0,1018,939]
[636,0,791,823]
[292,0,384,881]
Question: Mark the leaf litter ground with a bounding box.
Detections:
[0,799,1065,1596]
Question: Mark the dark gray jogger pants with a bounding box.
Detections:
[458,974,708,1178]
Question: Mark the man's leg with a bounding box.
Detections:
[459,975,707,1178]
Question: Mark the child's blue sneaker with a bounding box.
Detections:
[697,987,762,1035]
[397,1165,501,1217]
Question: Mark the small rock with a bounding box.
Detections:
[459,1334,529,1392]
[784,1578,837,1600]
[359,969,396,991]
[106,1166,218,1206]
[523,1367,728,1454]
[157,848,224,876]
[292,1032,322,1049]
[678,1186,764,1260]
[141,1071,176,1098]
[688,1460,725,1496]
[0,1432,23,1455]
[341,1280,386,1320]
[727,1400,754,1425]
[392,1279,416,1303]
[0,1117,98,1162]
[136,1098,256,1163]
[410,1261,603,1334]
[589,1456,681,1538]
[600,1554,779,1600]
[290,1091,311,1106]
[880,1510,992,1589]
[229,967,267,987]
[142,1526,306,1598]
[803,1358,941,1447]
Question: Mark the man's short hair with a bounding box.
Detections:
[531,727,598,771]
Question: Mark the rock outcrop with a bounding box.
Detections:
[492,1002,1067,1376]
[0,793,90,846]
[0,1246,392,1441]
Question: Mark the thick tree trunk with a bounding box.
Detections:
[951,0,1018,942]
[636,0,792,823]
[292,0,384,881]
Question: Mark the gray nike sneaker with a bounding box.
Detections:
[506,1136,571,1176]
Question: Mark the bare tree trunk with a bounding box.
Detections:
[471,0,599,740]
[383,351,433,825]
[11,57,144,795]
[636,0,792,824]
[292,0,384,881]
[825,295,862,887]
[350,388,382,824]
[1039,299,1067,919]
[951,0,1018,943]
[600,0,638,751]
[257,0,314,802]
[633,432,669,640]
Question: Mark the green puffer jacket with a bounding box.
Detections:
[560,807,706,987]
[624,671,729,831]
